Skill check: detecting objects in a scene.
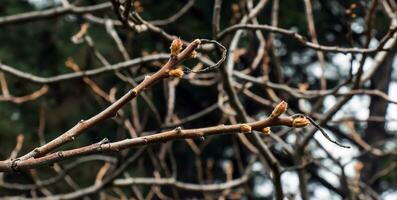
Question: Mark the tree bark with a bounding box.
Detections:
[360,47,396,190]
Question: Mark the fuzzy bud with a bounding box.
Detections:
[170,38,183,56]
[240,124,252,133]
[292,117,310,128]
[168,68,184,78]
[271,101,288,118]
[193,39,201,45]
[262,127,271,135]
[190,50,198,58]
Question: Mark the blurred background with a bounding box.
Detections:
[0,0,396,199]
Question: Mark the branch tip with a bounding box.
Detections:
[170,38,183,56]
[271,101,288,118]
[168,68,184,78]
[292,117,310,128]
[193,39,201,45]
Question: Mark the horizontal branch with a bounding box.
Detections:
[218,24,397,53]
[113,174,249,192]
[0,155,116,190]
[234,71,397,104]
[0,117,293,172]
[0,85,48,103]
[0,3,111,26]
[11,39,200,162]
[0,54,169,84]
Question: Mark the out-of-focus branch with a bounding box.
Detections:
[0,155,116,190]
[0,2,111,26]
[0,85,48,104]
[113,173,249,192]
[303,0,326,89]
[150,0,195,26]
[5,148,145,200]
[8,134,24,160]
[0,54,170,84]
[212,0,222,38]
[234,71,397,104]
[218,24,397,53]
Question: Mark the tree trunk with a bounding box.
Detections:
[360,48,396,191]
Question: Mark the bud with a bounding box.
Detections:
[168,68,184,78]
[170,38,183,56]
[292,117,310,128]
[298,83,309,92]
[354,161,364,172]
[193,39,201,45]
[262,127,271,135]
[190,50,198,58]
[271,101,288,118]
[240,124,252,133]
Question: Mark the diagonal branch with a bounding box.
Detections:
[15,39,201,161]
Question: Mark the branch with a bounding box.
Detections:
[0,2,111,26]
[14,39,201,161]
[113,174,249,192]
[0,155,116,190]
[0,85,48,103]
[150,0,195,26]
[217,24,397,53]
[0,116,294,172]
[0,54,170,84]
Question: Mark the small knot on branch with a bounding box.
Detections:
[175,126,183,134]
[131,88,138,96]
[32,148,42,158]
[57,151,64,158]
[10,158,20,173]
